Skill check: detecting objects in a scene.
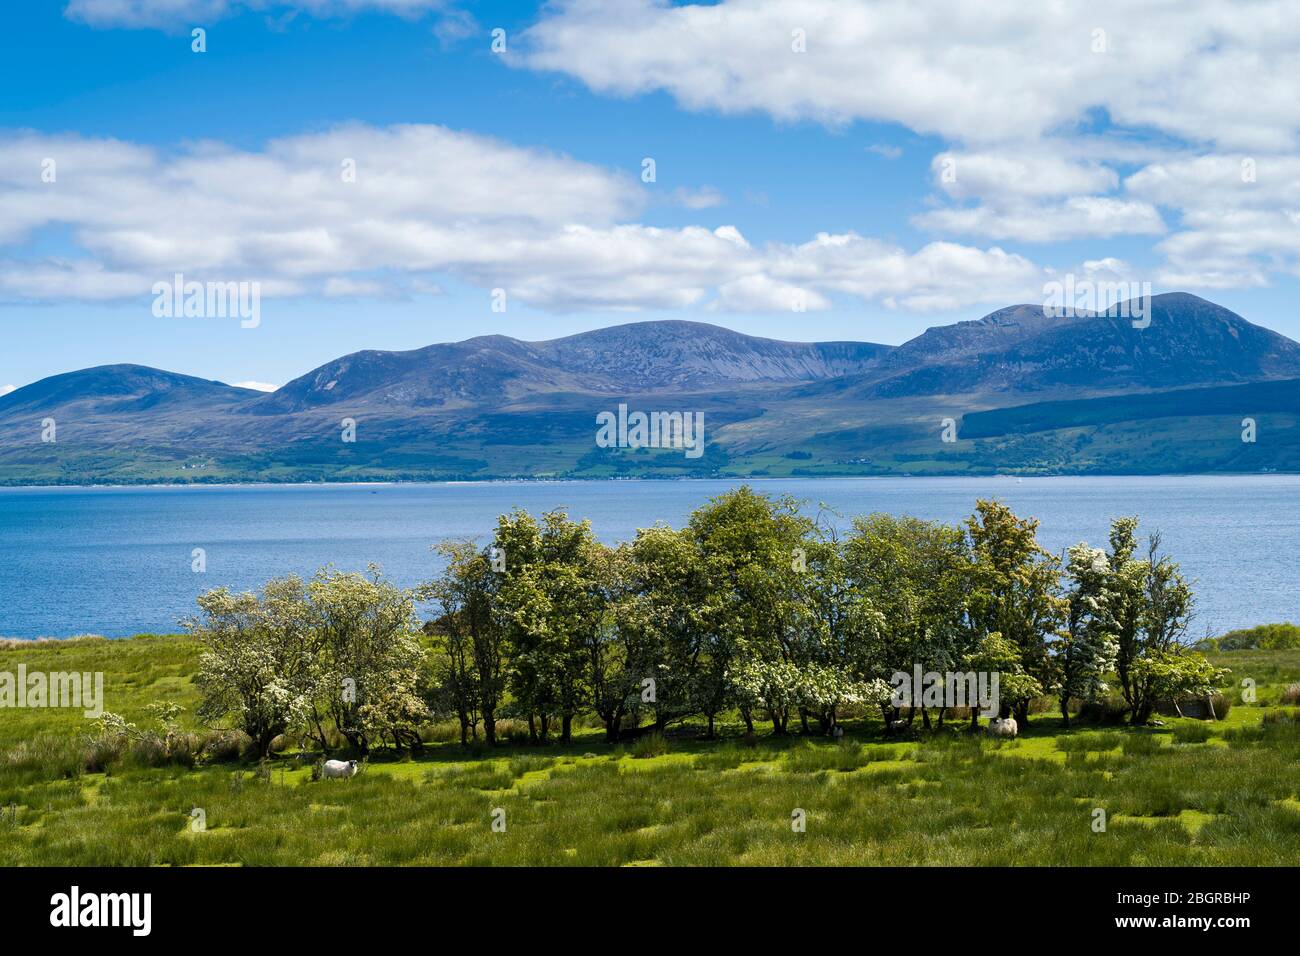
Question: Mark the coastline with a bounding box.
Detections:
[0,470,1296,492]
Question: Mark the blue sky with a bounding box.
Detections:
[3,1,1299,392]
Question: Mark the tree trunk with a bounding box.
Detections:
[706,713,716,739]
[561,712,573,744]
[483,707,497,746]
[604,712,620,743]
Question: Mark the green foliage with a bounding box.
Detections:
[187,490,1237,746]
[1056,543,1120,724]
[188,568,426,757]
[1205,623,1300,652]
[965,500,1064,723]
[1130,650,1228,710]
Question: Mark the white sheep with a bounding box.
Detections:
[321,758,359,779]
[988,717,1018,739]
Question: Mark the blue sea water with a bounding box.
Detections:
[0,477,1295,638]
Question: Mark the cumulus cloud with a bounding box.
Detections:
[765,235,1042,312]
[0,384,15,397]
[513,0,1300,285]
[0,125,1049,313]
[516,0,1300,151]
[231,380,279,391]
[929,152,1119,202]
[911,151,1164,242]
[915,197,1165,243]
[709,275,831,313]
[1125,154,1300,289]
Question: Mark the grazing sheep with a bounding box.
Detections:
[888,719,910,732]
[988,717,1018,739]
[321,758,359,779]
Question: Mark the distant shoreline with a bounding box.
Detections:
[0,471,1296,491]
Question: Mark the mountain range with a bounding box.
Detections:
[3,292,1299,484]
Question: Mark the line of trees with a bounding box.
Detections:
[189,488,1227,755]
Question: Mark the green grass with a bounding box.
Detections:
[2,636,1299,866]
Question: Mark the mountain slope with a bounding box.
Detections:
[0,365,257,416]
[798,293,1300,400]
[2,294,1299,483]
[250,321,894,414]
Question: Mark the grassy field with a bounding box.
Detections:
[1,636,1297,866]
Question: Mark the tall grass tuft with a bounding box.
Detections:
[1173,722,1213,744]
[1121,733,1164,756]
[630,733,669,759]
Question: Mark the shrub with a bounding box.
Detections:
[1280,684,1300,706]
[127,730,200,769]
[199,730,247,763]
[82,733,127,773]
[1078,695,1129,725]
[1214,622,1300,651]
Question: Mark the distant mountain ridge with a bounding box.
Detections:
[3,293,1299,483]
[250,321,894,415]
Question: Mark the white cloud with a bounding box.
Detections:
[709,275,831,313]
[909,150,1165,242]
[231,380,279,391]
[930,152,1119,202]
[517,0,1300,151]
[866,144,902,160]
[915,197,1165,243]
[514,0,1300,280]
[765,235,1042,312]
[670,186,724,209]
[64,0,450,30]
[0,384,15,397]
[0,125,1049,314]
[1125,154,1300,289]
